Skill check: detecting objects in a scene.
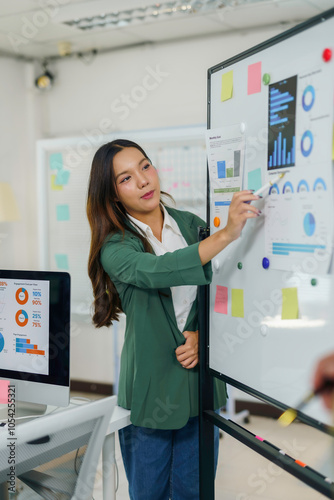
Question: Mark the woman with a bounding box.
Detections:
[87,139,260,500]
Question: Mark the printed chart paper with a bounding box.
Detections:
[206,125,246,229]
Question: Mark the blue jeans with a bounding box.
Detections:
[119,416,219,500]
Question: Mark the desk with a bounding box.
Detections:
[0,402,131,500]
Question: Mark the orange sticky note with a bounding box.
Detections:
[221,71,233,102]
[248,62,262,95]
[0,380,9,404]
[214,286,228,314]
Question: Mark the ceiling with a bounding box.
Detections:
[0,0,333,61]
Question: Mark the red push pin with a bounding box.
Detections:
[322,48,332,62]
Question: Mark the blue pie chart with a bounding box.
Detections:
[301,130,313,157]
[302,85,315,111]
[304,212,316,237]
[0,332,4,353]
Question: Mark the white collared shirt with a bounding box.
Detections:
[128,206,197,332]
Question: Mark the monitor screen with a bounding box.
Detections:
[0,270,70,408]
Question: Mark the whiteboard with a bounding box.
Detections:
[207,10,334,428]
[36,126,207,316]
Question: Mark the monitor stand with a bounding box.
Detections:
[0,402,59,422]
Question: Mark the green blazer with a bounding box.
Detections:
[101,206,227,429]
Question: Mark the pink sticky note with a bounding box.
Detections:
[214,286,228,314]
[248,62,262,95]
[0,380,9,404]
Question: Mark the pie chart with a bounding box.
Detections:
[0,332,4,352]
[303,213,316,237]
[301,130,313,157]
[302,85,315,111]
[15,310,28,327]
[16,287,29,305]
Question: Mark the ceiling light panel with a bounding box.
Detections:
[58,0,270,31]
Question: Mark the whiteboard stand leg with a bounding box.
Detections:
[0,483,8,500]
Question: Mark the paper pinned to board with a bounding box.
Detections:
[248,168,262,191]
[49,153,63,170]
[51,174,63,191]
[206,124,246,229]
[56,204,70,221]
[55,254,69,270]
[55,169,70,186]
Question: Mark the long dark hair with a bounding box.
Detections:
[87,139,170,328]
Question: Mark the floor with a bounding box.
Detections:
[14,395,333,500]
[92,414,333,500]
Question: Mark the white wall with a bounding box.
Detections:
[0,59,40,270]
[44,25,289,138]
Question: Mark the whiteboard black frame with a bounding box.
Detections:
[206,7,334,434]
[200,12,334,499]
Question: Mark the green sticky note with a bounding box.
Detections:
[55,169,70,186]
[282,288,299,319]
[51,174,63,191]
[56,204,70,221]
[227,168,234,178]
[231,289,244,318]
[49,153,63,170]
[55,254,69,270]
[248,168,262,191]
[221,70,233,102]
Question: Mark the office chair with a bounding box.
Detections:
[18,395,116,500]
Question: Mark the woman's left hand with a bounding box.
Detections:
[175,330,198,369]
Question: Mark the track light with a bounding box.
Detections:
[35,62,54,90]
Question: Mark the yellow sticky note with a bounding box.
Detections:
[221,70,233,102]
[282,288,299,320]
[51,174,63,191]
[231,289,244,318]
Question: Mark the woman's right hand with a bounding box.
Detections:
[313,352,334,410]
[198,190,261,265]
[224,190,261,243]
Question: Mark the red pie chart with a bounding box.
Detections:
[16,288,29,305]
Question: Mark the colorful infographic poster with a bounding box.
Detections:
[0,279,49,375]
[264,64,334,273]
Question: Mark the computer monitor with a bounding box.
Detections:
[0,270,70,413]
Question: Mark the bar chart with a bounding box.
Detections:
[217,150,241,178]
[268,132,295,168]
[268,76,297,170]
[16,337,45,356]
